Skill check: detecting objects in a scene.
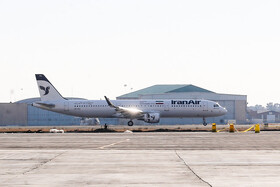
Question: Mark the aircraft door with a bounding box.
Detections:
[64,102,69,111]
[203,101,208,111]
[164,103,169,111]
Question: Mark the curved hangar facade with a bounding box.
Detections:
[117,84,247,125]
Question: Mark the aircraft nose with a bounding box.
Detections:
[221,107,227,114]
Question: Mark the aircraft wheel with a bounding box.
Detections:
[128,121,134,126]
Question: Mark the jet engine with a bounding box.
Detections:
[143,113,160,123]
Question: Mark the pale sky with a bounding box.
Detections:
[0,0,279,106]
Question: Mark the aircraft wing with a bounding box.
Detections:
[104,96,144,119]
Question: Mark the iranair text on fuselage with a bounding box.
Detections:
[171,100,201,105]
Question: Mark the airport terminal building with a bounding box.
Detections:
[0,84,247,126]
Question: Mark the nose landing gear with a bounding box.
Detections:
[203,117,207,126]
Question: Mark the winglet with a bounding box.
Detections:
[104,96,117,108]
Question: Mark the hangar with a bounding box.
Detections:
[248,110,280,123]
[117,84,247,124]
[0,98,80,126]
[0,84,247,126]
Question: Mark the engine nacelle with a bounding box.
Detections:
[143,113,160,123]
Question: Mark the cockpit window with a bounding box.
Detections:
[214,104,219,107]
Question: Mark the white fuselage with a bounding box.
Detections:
[33,99,227,119]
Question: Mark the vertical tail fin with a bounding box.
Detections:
[35,74,65,101]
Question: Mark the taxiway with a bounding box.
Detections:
[1,132,280,186]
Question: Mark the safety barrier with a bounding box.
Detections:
[255,124,260,133]
[229,124,234,133]
[214,124,260,133]
[242,125,255,133]
[212,123,217,132]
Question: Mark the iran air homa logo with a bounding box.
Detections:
[39,86,50,95]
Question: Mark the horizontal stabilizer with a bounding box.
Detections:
[33,102,55,108]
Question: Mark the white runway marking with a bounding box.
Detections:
[98,139,130,149]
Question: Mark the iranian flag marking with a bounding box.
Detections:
[156,101,164,104]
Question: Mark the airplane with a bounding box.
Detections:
[32,74,227,126]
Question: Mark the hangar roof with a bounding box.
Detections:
[117,84,214,99]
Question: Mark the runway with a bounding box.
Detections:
[1,132,280,186]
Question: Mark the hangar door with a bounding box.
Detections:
[267,114,275,123]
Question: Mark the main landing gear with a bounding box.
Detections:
[203,117,207,126]
[128,120,134,126]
